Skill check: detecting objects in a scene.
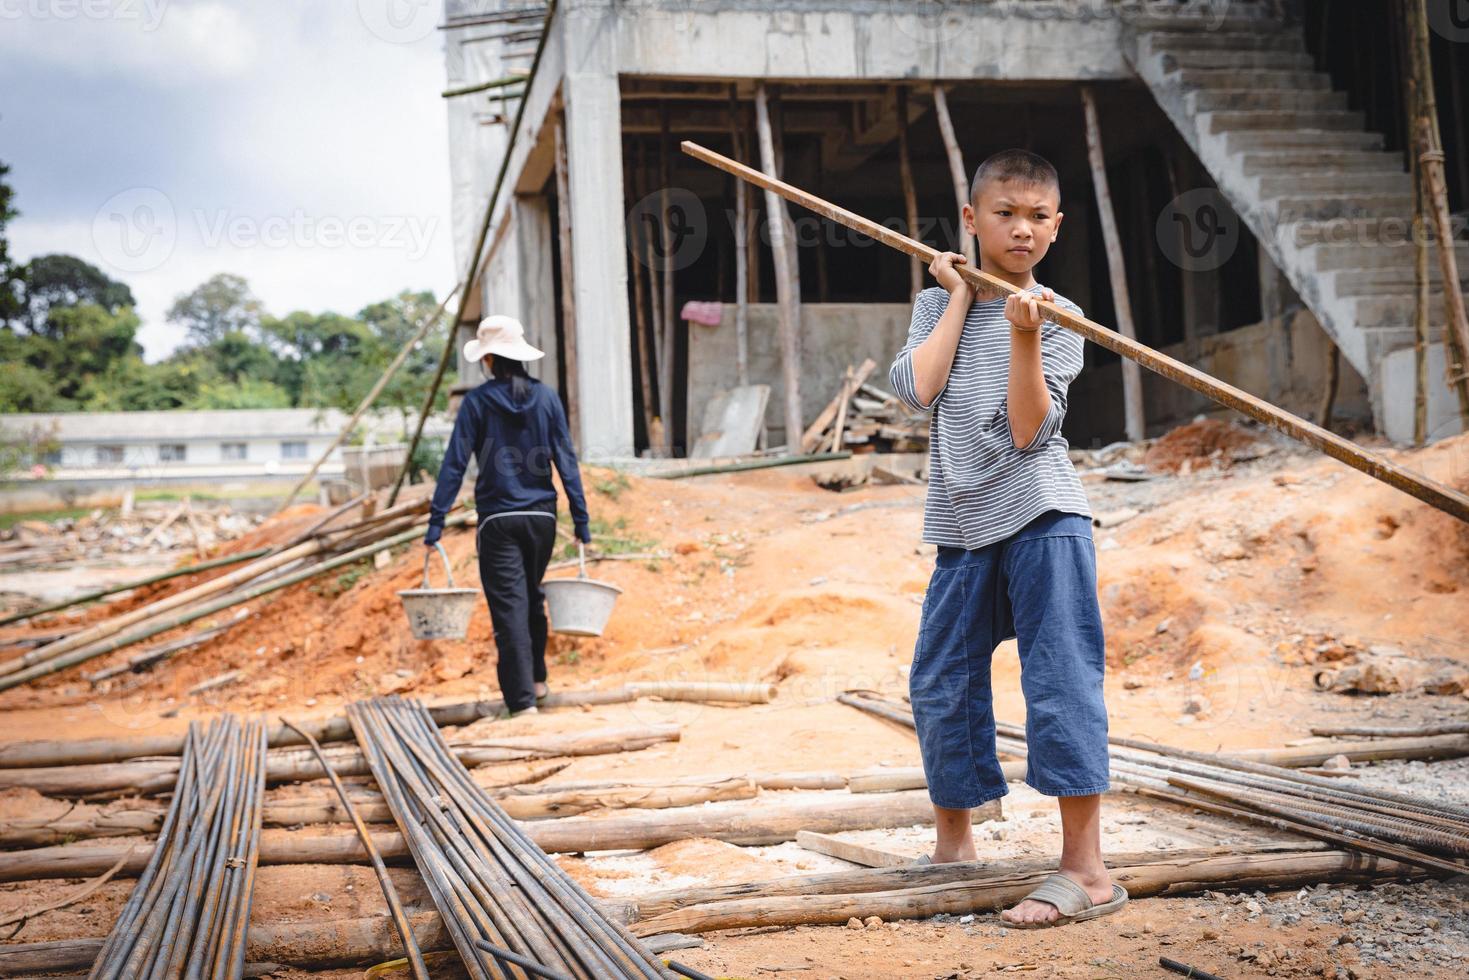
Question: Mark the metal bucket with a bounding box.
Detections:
[544,543,623,637]
[397,543,480,640]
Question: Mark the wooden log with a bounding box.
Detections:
[0,791,997,882]
[796,831,910,869]
[1310,723,1469,738]
[628,848,1420,936]
[625,681,776,704]
[0,688,638,768]
[1229,735,1469,768]
[846,761,1026,795]
[0,726,679,798]
[0,912,453,974]
[526,789,997,854]
[627,841,1330,923]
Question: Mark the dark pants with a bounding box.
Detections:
[477,513,557,712]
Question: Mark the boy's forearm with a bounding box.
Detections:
[1006,328,1052,449]
[910,291,972,406]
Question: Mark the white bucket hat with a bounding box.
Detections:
[463,314,544,363]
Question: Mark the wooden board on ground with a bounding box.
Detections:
[796,830,912,868]
[691,384,771,459]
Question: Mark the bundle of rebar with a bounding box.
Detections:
[346,696,669,979]
[0,490,471,694]
[89,714,266,979]
[838,690,1469,879]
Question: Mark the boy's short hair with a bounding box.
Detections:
[970,149,1060,203]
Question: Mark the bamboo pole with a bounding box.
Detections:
[1081,86,1146,443]
[1400,0,1430,446]
[276,286,459,514]
[754,83,804,454]
[931,85,975,266]
[659,101,677,455]
[625,681,776,704]
[0,540,323,678]
[388,1,559,506]
[630,142,658,444]
[1319,342,1340,429]
[0,548,270,629]
[1408,0,1469,424]
[678,140,1469,523]
[554,111,582,446]
[0,516,471,694]
[897,86,922,299]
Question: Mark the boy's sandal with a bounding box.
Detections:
[1004,873,1128,930]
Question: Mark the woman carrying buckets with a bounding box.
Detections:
[424,314,592,718]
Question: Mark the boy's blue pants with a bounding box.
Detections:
[909,508,1111,809]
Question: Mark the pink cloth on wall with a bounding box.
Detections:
[680,300,724,326]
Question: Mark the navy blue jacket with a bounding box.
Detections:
[427,377,590,542]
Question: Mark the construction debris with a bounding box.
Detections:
[803,361,929,455]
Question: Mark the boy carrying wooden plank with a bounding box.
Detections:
[889,149,1127,928]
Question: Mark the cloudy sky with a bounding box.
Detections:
[1,0,457,359]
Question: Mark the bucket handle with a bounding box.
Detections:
[422,542,457,589]
[577,541,588,580]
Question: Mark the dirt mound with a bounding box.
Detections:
[1143,418,1269,474]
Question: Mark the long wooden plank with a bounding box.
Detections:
[679,140,1469,523]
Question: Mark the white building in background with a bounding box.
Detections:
[0,409,452,488]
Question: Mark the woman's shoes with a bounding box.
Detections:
[534,683,550,702]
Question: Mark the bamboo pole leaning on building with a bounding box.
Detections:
[276,285,460,515]
[754,83,804,454]
[730,85,751,387]
[931,85,975,267]
[679,139,1469,523]
[1407,0,1469,425]
[554,112,581,444]
[897,86,922,299]
[388,0,559,506]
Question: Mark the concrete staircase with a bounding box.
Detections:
[1125,14,1468,442]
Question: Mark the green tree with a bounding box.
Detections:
[14,254,135,338]
[0,160,20,327]
[357,289,446,415]
[20,304,144,404]
[187,377,292,409]
[167,273,265,346]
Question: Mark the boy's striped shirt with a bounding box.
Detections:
[889,284,1092,550]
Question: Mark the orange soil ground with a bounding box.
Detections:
[1,425,1466,978]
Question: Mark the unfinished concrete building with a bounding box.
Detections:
[440,0,1469,459]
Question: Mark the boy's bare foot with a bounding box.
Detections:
[1000,867,1114,926]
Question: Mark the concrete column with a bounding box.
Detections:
[561,4,634,459]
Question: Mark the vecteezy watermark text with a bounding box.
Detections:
[92,187,438,274]
[0,0,168,30]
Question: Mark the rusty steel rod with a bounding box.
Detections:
[680,140,1469,524]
